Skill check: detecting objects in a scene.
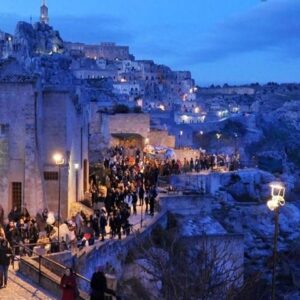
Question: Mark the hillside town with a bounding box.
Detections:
[1,1,300,300]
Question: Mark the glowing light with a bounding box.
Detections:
[182,115,189,121]
[145,138,150,145]
[194,107,200,113]
[158,104,165,111]
[180,130,183,136]
[200,131,204,135]
[136,98,143,107]
[74,163,79,170]
[182,94,188,101]
[216,133,222,140]
[270,183,285,198]
[267,183,286,211]
[53,153,64,165]
[120,78,127,83]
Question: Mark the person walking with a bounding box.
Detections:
[60,268,78,300]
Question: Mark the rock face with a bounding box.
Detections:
[14,21,64,60]
[212,195,300,298]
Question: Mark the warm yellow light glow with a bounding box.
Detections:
[267,196,285,211]
[270,183,285,198]
[53,153,64,165]
[145,138,149,145]
[267,182,286,211]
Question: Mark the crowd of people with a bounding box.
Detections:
[0,145,160,290]
[153,153,240,176]
[90,146,159,231]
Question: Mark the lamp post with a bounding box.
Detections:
[179,130,183,149]
[53,153,64,247]
[140,197,143,229]
[216,133,221,148]
[233,132,238,155]
[74,163,79,202]
[267,183,286,300]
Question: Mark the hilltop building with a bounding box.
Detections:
[40,0,49,25]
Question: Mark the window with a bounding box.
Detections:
[44,172,59,181]
[12,182,22,209]
[0,124,9,136]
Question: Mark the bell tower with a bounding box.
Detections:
[40,0,49,24]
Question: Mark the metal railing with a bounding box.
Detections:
[11,242,117,299]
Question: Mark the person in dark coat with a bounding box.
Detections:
[60,268,77,300]
[0,240,12,288]
[8,206,21,223]
[90,267,107,300]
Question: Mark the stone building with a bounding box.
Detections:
[40,0,49,25]
[0,59,89,219]
[65,42,133,61]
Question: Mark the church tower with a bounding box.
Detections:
[40,0,49,24]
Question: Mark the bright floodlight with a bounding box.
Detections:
[267,183,286,211]
[53,153,64,165]
[74,163,79,170]
[216,133,222,139]
[180,130,183,136]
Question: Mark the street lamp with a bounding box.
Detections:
[179,130,183,149]
[267,183,286,300]
[233,132,238,155]
[53,153,64,248]
[216,133,222,154]
[74,163,79,203]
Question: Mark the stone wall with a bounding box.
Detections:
[159,193,212,214]
[149,130,175,148]
[0,82,44,217]
[170,169,275,200]
[41,89,89,219]
[109,113,150,139]
[74,212,169,292]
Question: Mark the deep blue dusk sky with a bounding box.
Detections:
[0,0,299,85]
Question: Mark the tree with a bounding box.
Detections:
[121,224,245,300]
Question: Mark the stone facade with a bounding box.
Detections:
[0,75,89,218]
[148,130,175,148]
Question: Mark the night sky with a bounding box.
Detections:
[0,0,299,85]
